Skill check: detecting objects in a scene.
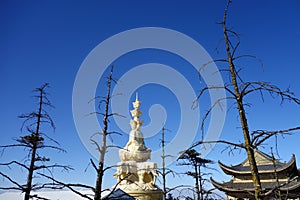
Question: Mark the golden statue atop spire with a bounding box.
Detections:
[115,93,163,200]
[130,92,143,127]
[122,92,148,158]
[136,92,139,102]
[132,92,141,109]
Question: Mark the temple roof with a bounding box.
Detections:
[211,177,300,193]
[218,150,297,175]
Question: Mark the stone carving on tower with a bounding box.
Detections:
[114,93,163,200]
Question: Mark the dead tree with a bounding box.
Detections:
[159,126,190,200]
[193,1,300,199]
[34,66,128,200]
[59,65,120,200]
[161,125,168,199]
[0,83,71,200]
[177,149,214,200]
[160,125,172,200]
[90,65,119,200]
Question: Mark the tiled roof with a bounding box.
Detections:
[211,177,300,192]
[228,163,285,172]
[218,150,296,174]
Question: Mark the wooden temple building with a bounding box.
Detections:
[211,150,300,199]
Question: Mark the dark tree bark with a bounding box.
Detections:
[222,1,262,198]
[24,86,43,200]
[161,126,167,200]
[178,149,213,200]
[33,66,125,200]
[0,83,71,200]
[160,126,184,200]
[194,1,300,199]
[92,65,117,200]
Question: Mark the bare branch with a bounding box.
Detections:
[90,138,102,153]
[34,164,73,171]
[29,194,51,200]
[241,82,300,105]
[0,160,30,170]
[194,85,236,107]
[37,173,94,200]
[0,171,24,190]
[191,139,245,150]
[90,159,98,172]
[197,96,230,141]
[252,126,300,148]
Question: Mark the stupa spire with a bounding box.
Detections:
[136,92,139,102]
[130,92,143,130]
[114,93,163,199]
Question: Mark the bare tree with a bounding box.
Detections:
[159,125,174,200]
[161,125,168,200]
[159,126,191,200]
[177,149,214,200]
[0,83,71,200]
[91,65,119,200]
[194,0,300,199]
[38,66,125,200]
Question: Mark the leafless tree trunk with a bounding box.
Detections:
[32,66,126,200]
[0,83,71,200]
[193,1,300,199]
[194,162,201,200]
[222,1,262,198]
[89,65,125,200]
[160,126,185,200]
[93,66,114,200]
[178,149,213,200]
[161,126,167,200]
[24,84,44,200]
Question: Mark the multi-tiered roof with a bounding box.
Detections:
[211,150,300,199]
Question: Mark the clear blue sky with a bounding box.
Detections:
[1,0,300,197]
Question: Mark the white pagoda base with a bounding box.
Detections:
[114,161,163,200]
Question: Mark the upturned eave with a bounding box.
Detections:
[218,154,296,175]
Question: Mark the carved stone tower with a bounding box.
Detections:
[114,93,163,200]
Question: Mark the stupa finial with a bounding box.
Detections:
[130,92,142,125]
[132,92,141,110]
[115,92,162,200]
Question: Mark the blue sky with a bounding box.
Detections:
[1,0,300,197]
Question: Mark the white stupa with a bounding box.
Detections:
[114,93,163,200]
